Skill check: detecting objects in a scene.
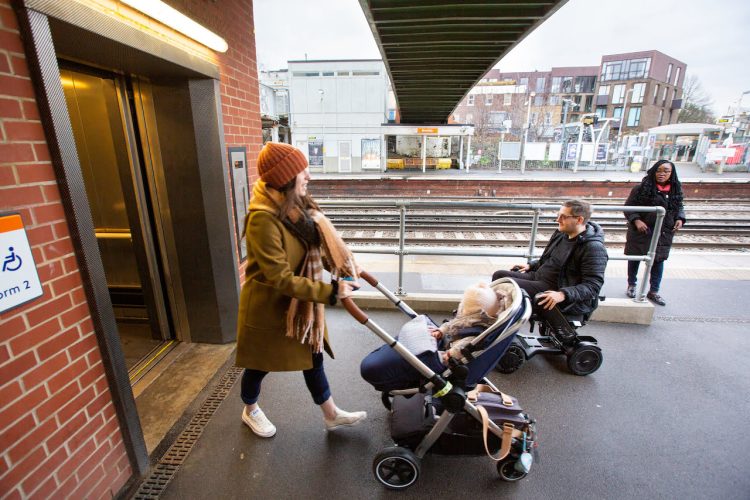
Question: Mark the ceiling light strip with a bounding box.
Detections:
[121,0,228,52]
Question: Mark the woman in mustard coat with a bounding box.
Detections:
[236,142,365,438]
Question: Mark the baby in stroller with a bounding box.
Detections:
[431,282,510,364]
[350,275,537,489]
[360,282,511,394]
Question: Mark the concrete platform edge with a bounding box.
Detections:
[345,291,654,325]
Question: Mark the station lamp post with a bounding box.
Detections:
[520,91,536,174]
[616,88,635,165]
[560,98,578,169]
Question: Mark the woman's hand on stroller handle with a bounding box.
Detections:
[337,279,360,299]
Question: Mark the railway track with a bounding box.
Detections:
[318,200,750,250]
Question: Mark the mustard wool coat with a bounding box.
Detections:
[235,210,335,372]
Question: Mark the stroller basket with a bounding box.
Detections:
[341,272,536,490]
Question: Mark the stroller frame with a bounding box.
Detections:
[342,272,535,489]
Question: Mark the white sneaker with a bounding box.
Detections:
[242,407,276,437]
[324,408,367,431]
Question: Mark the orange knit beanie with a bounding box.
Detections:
[257,142,308,189]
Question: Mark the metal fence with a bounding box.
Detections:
[320,200,666,301]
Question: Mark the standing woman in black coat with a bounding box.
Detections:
[624,160,686,305]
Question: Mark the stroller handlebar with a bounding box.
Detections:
[359,270,378,287]
[340,270,376,324]
[341,297,368,324]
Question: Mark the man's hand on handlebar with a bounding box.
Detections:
[536,290,565,310]
[510,263,530,272]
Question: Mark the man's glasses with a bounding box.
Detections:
[556,213,579,220]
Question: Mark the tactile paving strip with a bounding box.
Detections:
[655,315,750,324]
[132,366,244,499]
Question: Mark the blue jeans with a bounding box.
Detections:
[628,260,665,293]
[240,352,331,405]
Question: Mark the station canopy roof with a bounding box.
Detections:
[359,0,568,124]
[647,123,723,135]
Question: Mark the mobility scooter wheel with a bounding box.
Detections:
[496,342,526,374]
[496,456,527,482]
[373,447,420,490]
[566,344,603,376]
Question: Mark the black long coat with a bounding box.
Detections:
[624,174,686,263]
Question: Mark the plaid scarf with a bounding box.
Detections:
[249,181,358,353]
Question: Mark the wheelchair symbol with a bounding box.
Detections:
[2,247,22,272]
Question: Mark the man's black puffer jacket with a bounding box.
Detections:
[529,221,608,316]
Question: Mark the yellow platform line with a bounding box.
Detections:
[129,340,175,382]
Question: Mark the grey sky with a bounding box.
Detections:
[254,0,750,115]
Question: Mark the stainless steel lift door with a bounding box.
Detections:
[60,67,172,355]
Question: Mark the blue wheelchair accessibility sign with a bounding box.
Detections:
[3,246,23,272]
[1,214,43,313]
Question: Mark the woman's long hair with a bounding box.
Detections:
[241,177,320,237]
[632,159,683,210]
[275,176,320,222]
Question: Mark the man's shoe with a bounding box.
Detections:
[626,285,636,299]
[242,406,276,437]
[324,408,367,431]
[647,292,666,306]
[553,328,576,346]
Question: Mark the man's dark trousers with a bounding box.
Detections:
[491,269,555,297]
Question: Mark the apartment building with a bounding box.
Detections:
[594,50,686,135]
[452,50,686,141]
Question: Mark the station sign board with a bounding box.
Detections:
[0,213,43,313]
[417,127,438,134]
[706,147,735,160]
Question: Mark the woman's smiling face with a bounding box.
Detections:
[654,163,672,185]
[295,167,311,196]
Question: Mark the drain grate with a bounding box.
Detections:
[655,315,750,324]
[132,366,244,499]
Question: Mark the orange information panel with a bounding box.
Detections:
[0,213,44,312]
[417,127,438,134]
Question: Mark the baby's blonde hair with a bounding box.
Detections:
[457,282,502,318]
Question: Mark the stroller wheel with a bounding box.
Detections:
[566,344,603,376]
[497,456,527,482]
[496,342,525,374]
[373,446,420,490]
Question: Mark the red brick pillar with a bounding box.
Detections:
[0,1,132,497]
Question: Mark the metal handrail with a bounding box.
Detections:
[320,200,665,302]
[94,229,132,240]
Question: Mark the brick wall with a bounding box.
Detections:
[0,1,132,498]
[167,0,264,278]
[1,0,263,497]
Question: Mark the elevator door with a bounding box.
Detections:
[60,67,172,372]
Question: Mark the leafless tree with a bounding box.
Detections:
[678,74,716,123]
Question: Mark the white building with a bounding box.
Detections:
[288,60,389,172]
[259,69,290,143]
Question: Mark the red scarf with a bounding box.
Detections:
[656,183,671,193]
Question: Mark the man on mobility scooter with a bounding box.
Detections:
[491,199,608,375]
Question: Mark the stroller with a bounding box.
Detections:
[343,273,537,490]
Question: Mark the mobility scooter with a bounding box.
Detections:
[496,293,603,376]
